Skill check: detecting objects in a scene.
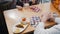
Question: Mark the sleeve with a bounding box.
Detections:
[34,22,60,34]
[34,22,49,34]
[46,24,60,34]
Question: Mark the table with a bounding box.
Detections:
[3,4,60,34]
[4,5,42,34]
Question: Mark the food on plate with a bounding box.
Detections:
[22,18,26,21]
[14,28,20,33]
[13,20,28,34]
[21,18,28,25]
[16,24,24,28]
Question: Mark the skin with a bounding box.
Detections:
[40,11,53,22]
[31,0,36,4]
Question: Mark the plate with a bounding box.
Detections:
[12,22,28,33]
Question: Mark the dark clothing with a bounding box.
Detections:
[0,1,16,34]
[0,1,16,11]
[16,0,24,7]
[16,0,38,7]
[0,11,9,34]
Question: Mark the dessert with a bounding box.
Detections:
[22,18,26,21]
[16,24,24,28]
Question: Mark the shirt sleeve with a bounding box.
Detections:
[46,24,60,34]
[34,22,49,34]
[34,22,60,34]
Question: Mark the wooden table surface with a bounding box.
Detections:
[3,4,60,34]
[4,4,42,34]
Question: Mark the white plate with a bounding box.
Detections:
[12,22,28,33]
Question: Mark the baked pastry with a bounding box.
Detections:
[16,24,24,28]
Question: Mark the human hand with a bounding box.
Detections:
[40,11,53,22]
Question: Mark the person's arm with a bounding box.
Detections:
[34,22,60,34]
[34,22,49,34]
[46,24,60,34]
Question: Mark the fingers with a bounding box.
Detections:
[40,11,53,22]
